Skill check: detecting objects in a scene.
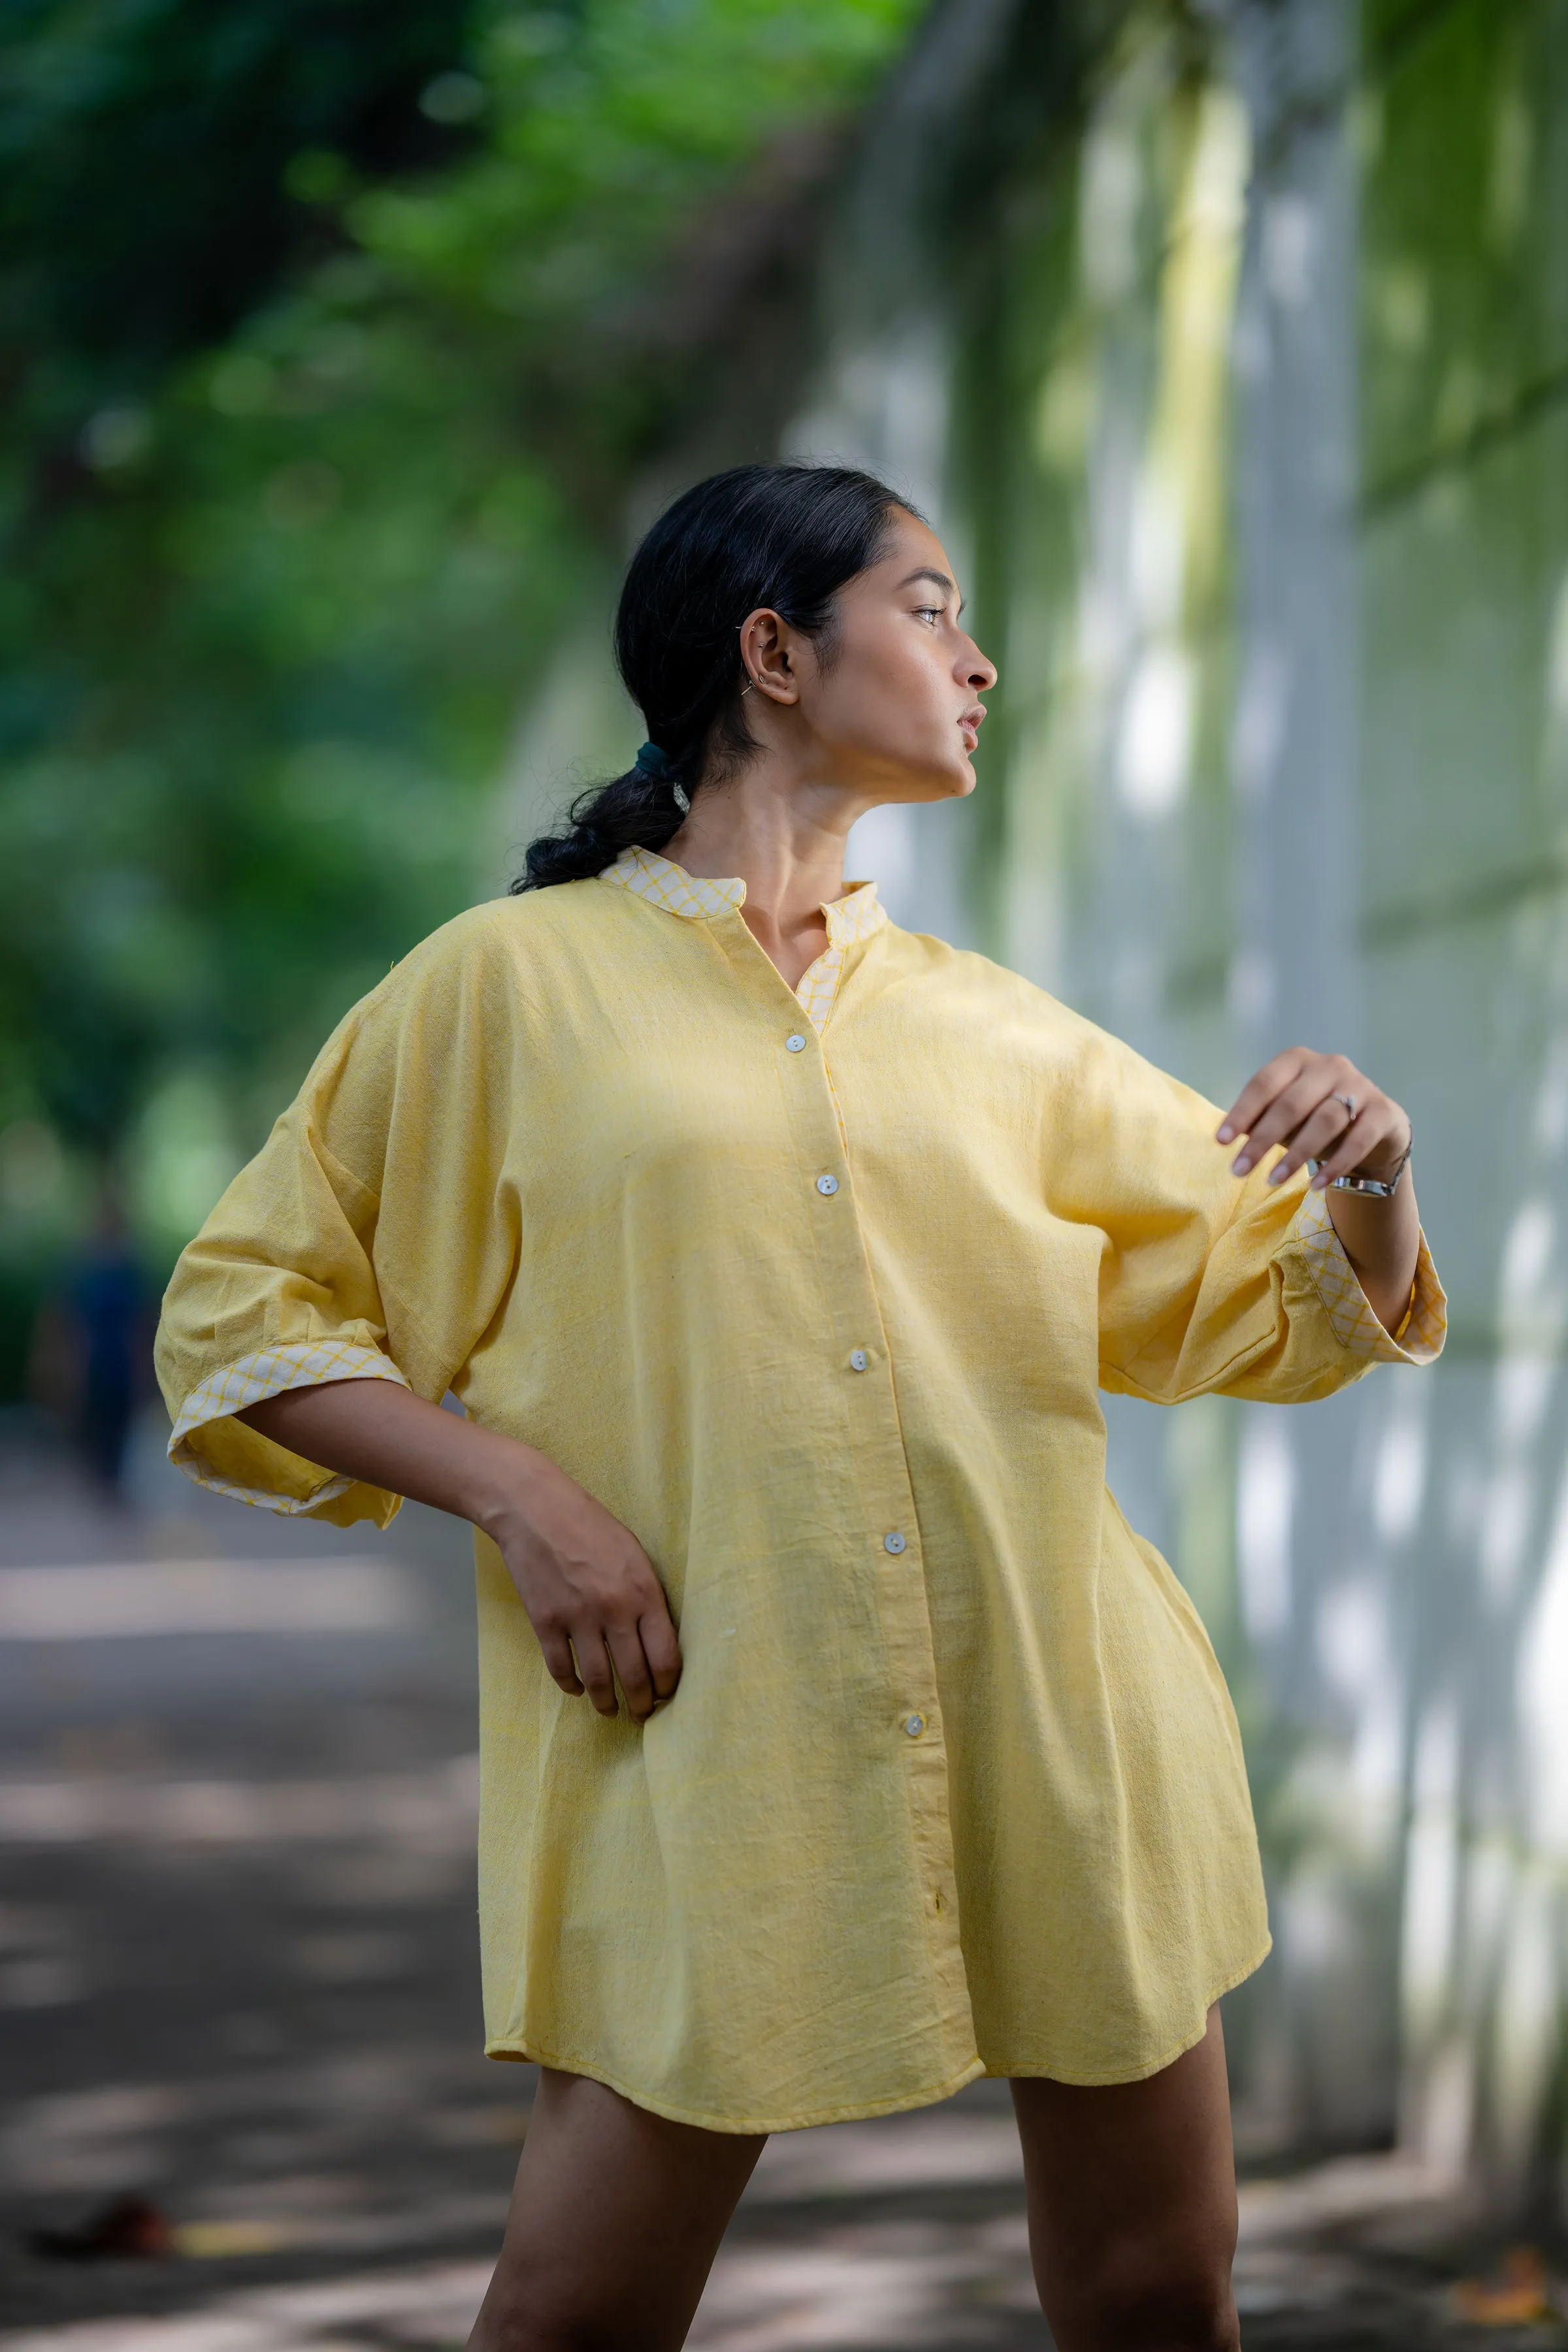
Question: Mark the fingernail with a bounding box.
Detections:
[1217,1124,1233,1143]
[1268,1164,1289,1184]
[1232,1154,1251,1175]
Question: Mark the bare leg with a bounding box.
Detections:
[468,2066,766,2352]
[1010,2005,1240,2351]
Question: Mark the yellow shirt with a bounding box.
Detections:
[155,847,1446,2131]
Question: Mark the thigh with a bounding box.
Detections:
[469,2068,766,2352]
[1009,2006,1239,2352]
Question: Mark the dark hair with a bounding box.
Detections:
[513,462,915,891]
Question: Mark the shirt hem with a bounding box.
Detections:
[483,1936,1273,2121]
[979,1935,1273,2089]
[482,2034,988,2136]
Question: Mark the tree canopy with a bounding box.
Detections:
[0,0,921,1377]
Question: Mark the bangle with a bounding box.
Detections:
[1308,1135,1413,1199]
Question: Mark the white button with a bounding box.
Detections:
[883,1531,906,1554]
[904,1714,924,1739]
[785,1034,807,1053]
[850,1349,869,1371]
[816,1173,839,1196]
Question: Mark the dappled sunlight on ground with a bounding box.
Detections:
[0,1418,1562,2350]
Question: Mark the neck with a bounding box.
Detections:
[660,760,870,988]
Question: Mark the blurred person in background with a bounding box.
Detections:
[155,464,1445,2351]
[30,1175,150,1499]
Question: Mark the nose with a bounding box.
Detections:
[962,636,998,694]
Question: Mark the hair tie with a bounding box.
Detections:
[635,741,670,778]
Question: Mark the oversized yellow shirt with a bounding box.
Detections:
[155,847,1446,2132]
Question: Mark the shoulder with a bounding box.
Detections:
[389,878,621,980]
[295,881,627,1105]
[875,924,1207,1108]
[348,878,629,1027]
[877,924,1108,1056]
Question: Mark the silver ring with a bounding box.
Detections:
[1332,1091,1357,1121]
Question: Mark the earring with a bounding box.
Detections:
[672,781,691,815]
[740,680,754,698]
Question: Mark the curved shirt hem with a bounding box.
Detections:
[483,1936,1273,2127]
[981,1935,1274,2089]
[482,2036,988,2136]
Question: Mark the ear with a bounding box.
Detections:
[738,608,801,707]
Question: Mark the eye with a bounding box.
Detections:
[913,605,944,625]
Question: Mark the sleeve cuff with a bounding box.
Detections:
[168,1340,410,1513]
[1286,1185,1446,1365]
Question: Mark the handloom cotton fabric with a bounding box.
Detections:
[155,848,1446,2132]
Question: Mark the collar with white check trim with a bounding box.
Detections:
[600,845,887,1036]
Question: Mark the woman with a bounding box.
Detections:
[156,463,1444,2350]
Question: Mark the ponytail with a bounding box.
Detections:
[516,749,687,891]
[514,463,913,892]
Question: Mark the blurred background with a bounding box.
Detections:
[3,0,1565,2342]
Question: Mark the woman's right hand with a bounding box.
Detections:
[237,1378,681,1722]
[484,1455,683,1723]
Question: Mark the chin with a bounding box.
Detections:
[860,749,977,805]
[897,753,977,804]
[928,757,977,803]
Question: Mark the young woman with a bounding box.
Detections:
[156,463,1444,2351]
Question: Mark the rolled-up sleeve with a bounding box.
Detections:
[157,1102,413,1523]
[1276,1182,1444,1367]
[155,916,521,1526]
[1070,1027,1446,1407]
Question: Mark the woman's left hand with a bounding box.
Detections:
[1217,1048,1412,1191]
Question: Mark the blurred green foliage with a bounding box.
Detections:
[0,0,921,1384]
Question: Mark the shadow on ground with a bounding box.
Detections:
[0,1414,1560,2349]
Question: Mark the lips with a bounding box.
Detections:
[959,707,985,749]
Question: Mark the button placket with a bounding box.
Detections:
[722,924,970,2051]
[789,1108,957,2004]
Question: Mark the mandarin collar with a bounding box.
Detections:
[602,845,888,945]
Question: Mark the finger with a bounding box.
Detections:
[638,1601,683,1701]
[571,1629,620,1717]
[1217,1049,1309,1144]
[604,1621,656,1722]
[1230,1070,1338,1172]
[535,1622,585,1697]
[1310,1107,1399,1189]
[1266,1094,1358,1185]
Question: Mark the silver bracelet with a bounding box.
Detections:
[1307,1136,1413,1199]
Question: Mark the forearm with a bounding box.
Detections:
[1218,1047,1422,1342]
[240,1377,681,1722]
[238,1377,546,1542]
[1323,1173,1421,1337]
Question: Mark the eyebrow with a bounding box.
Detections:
[896,566,964,614]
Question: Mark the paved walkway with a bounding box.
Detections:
[0,1416,1560,2348]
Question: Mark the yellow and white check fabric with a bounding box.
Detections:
[603,845,887,1035]
[602,847,746,921]
[1286,1184,1445,1363]
[794,874,889,1034]
[169,1341,408,1511]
